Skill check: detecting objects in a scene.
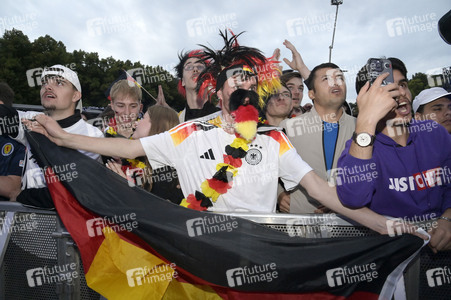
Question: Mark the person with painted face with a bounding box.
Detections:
[106,105,184,204]
[175,50,220,122]
[27,32,407,236]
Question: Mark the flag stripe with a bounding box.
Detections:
[27,132,424,299]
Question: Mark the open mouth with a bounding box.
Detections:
[396,100,410,115]
[331,88,341,94]
[43,92,56,99]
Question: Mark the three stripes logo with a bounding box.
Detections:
[200,148,215,160]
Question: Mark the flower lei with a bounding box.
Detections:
[105,125,147,171]
[180,104,258,211]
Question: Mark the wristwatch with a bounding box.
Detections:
[352,132,375,147]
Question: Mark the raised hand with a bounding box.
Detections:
[271,48,283,72]
[156,85,170,108]
[23,114,67,145]
[105,159,127,179]
[355,73,400,127]
[282,40,310,79]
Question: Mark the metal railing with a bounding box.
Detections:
[0,203,449,300]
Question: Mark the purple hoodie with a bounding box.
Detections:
[336,120,451,219]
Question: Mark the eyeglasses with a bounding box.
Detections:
[271,92,291,99]
[184,64,206,72]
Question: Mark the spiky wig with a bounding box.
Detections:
[195,30,281,108]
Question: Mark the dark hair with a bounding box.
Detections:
[355,57,408,94]
[174,50,205,97]
[280,71,302,85]
[174,50,205,80]
[0,82,15,107]
[304,63,341,91]
[416,104,425,114]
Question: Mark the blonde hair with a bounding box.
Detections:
[110,79,142,102]
[140,105,180,192]
[146,105,180,135]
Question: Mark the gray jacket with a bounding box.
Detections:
[280,106,355,213]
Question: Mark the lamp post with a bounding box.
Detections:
[329,0,343,63]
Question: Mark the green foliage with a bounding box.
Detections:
[408,72,430,100]
[0,29,185,111]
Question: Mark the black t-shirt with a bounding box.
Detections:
[183,101,220,122]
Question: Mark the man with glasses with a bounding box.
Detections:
[279,63,355,213]
[262,83,293,126]
[174,50,220,122]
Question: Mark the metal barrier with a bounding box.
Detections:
[0,203,449,299]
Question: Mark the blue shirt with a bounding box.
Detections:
[323,121,339,172]
[0,136,25,201]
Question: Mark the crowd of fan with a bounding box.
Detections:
[0,32,450,252]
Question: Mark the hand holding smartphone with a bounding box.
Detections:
[366,58,394,86]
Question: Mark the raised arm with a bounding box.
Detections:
[299,170,388,234]
[349,74,399,159]
[282,40,310,80]
[28,114,145,159]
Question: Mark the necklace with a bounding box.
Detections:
[180,104,259,211]
[180,135,250,211]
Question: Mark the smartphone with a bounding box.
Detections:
[366,58,394,86]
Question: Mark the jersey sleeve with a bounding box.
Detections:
[140,131,176,170]
[273,131,313,191]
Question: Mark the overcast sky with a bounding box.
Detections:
[2,0,450,103]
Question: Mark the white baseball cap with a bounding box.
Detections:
[413,87,451,113]
[41,65,83,110]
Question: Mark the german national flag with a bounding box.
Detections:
[26,132,425,300]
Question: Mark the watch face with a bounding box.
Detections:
[357,133,371,147]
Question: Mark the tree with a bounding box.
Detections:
[0,29,34,103]
[0,29,184,111]
[408,72,430,100]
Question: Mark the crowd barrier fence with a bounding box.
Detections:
[0,202,449,300]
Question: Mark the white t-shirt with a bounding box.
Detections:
[140,121,312,212]
[16,111,104,190]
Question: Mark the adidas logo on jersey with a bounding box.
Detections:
[200,149,215,160]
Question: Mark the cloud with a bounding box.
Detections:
[2,0,450,102]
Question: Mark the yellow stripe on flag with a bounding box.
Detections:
[86,228,175,300]
[162,279,222,300]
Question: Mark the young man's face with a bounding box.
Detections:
[266,86,293,120]
[217,73,257,116]
[285,77,303,109]
[386,69,412,127]
[416,97,451,133]
[308,68,346,110]
[182,57,206,92]
[40,76,80,114]
[111,94,142,126]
